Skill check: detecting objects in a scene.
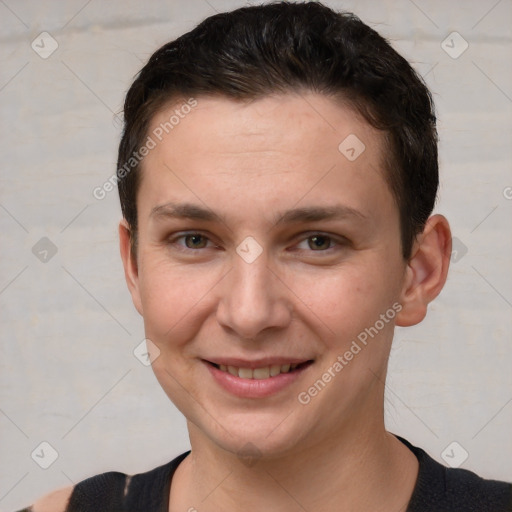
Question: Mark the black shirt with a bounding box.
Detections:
[17,436,512,511]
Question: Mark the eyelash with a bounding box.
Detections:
[167,231,347,255]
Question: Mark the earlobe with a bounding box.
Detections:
[395,214,452,327]
[119,219,143,315]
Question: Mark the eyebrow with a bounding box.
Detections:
[273,205,367,225]
[151,202,222,222]
[150,201,367,226]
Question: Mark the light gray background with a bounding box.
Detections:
[1,0,511,509]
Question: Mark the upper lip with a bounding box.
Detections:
[204,357,314,368]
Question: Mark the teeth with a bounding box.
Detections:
[270,364,281,377]
[238,367,253,379]
[253,367,270,379]
[217,362,306,379]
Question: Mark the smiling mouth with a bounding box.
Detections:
[205,360,314,380]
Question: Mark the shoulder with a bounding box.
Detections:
[29,485,74,512]
[19,452,190,512]
[443,465,512,508]
[397,436,512,512]
[17,470,134,512]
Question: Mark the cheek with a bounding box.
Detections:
[137,258,214,403]
[137,256,215,344]
[292,259,401,351]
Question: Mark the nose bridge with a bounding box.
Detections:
[233,252,270,303]
[216,248,290,338]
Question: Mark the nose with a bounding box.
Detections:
[216,248,292,340]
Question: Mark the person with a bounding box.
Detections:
[17,2,511,511]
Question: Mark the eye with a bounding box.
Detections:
[294,233,345,253]
[183,234,208,249]
[169,232,214,251]
[304,234,332,251]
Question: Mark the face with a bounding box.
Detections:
[121,93,410,458]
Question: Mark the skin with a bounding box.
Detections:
[121,93,451,511]
[32,93,451,512]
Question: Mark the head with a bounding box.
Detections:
[118,1,439,261]
[118,2,451,459]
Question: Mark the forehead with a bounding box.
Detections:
[138,93,394,225]
[147,93,385,163]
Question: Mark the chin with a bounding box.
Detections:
[198,411,314,462]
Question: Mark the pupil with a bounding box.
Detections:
[186,235,205,248]
[310,235,329,250]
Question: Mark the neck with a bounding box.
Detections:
[169,419,419,512]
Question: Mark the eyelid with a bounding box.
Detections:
[167,230,348,253]
[165,231,218,253]
[292,231,347,252]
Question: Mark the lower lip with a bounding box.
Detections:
[204,361,313,398]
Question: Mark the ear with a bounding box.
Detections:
[395,214,452,327]
[119,218,143,316]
